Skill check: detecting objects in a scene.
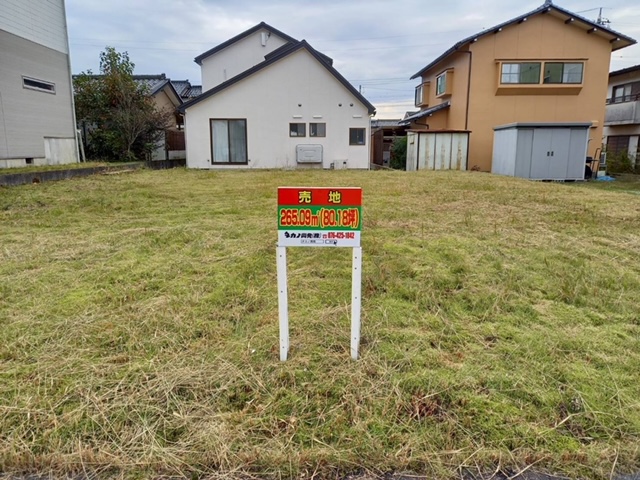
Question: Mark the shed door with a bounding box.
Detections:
[548,129,571,180]
[530,129,571,180]
[530,129,553,179]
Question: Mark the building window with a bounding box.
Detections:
[543,62,583,84]
[22,76,55,94]
[210,119,247,164]
[310,123,326,137]
[289,123,306,137]
[415,84,423,106]
[606,135,630,156]
[500,63,541,84]
[436,74,446,96]
[349,128,366,146]
[612,84,632,103]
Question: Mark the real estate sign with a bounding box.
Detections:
[277,187,362,247]
[276,186,364,361]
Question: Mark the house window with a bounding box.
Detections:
[543,62,583,84]
[310,123,326,137]
[613,84,632,103]
[501,63,541,84]
[22,76,55,94]
[607,135,630,156]
[436,74,446,96]
[289,123,306,137]
[415,84,423,106]
[210,119,247,164]
[349,128,366,146]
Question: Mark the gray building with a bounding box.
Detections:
[0,0,79,168]
[604,64,640,167]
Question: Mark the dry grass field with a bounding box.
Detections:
[1,168,639,479]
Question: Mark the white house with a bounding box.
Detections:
[0,0,79,168]
[179,23,376,169]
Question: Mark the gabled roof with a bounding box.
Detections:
[171,80,203,100]
[371,119,403,128]
[179,40,376,115]
[609,64,640,78]
[398,101,451,126]
[134,76,182,105]
[131,74,168,93]
[184,85,202,98]
[265,41,334,66]
[194,21,298,65]
[72,73,183,104]
[411,1,637,80]
[156,80,184,105]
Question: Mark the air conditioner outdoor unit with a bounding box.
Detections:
[296,144,323,164]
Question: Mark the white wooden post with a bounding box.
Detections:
[350,247,362,360]
[277,246,289,361]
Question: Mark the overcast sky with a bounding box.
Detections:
[66,0,640,118]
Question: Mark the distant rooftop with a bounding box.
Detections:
[609,64,640,78]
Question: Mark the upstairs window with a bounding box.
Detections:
[415,84,423,106]
[23,76,56,94]
[543,62,583,84]
[501,63,541,84]
[613,84,632,102]
[436,74,447,96]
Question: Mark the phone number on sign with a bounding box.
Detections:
[279,208,360,229]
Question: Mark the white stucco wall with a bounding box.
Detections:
[0,0,69,53]
[200,29,290,90]
[185,49,371,170]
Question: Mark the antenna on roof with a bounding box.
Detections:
[596,7,611,27]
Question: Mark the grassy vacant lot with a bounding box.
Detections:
[1,169,639,479]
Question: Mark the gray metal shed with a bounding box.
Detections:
[492,123,591,181]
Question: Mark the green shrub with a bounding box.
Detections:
[390,136,408,170]
[607,151,639,174]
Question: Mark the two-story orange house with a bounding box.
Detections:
[405,0,636,172]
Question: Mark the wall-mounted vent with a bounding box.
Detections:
[296,144,323,163]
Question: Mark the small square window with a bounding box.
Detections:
[289,123,306,137]
[349,128,366,146]
[310,123,326,137]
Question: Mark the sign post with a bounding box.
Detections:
[277,187,363,361]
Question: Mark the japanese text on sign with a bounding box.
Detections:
[277,187,362,247]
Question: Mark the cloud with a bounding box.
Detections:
[66,0,640,118]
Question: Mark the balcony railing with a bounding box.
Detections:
[606,93,640,105]
[605,97,640,126]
